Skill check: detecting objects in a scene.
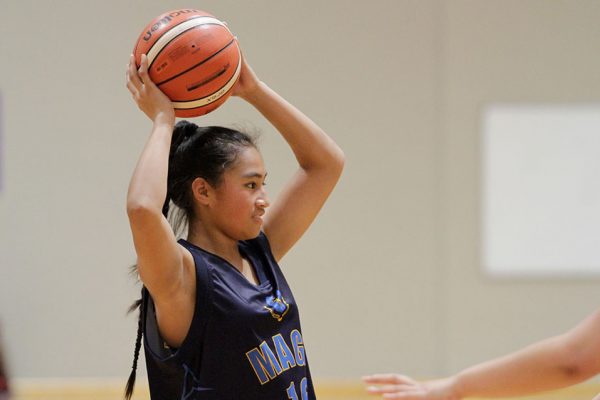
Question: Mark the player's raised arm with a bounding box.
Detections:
[125,54,188,298]
[233,57,345,261]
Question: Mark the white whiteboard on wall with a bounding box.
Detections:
[482,104,600,278]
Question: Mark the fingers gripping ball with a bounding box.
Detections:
[134,9,241,117]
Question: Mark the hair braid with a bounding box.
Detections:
[124,298,143,400]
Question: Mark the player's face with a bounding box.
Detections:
[212,147,269,240]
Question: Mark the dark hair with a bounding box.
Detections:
[124,121,258,400]
[165,120,258,235]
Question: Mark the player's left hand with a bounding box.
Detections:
[231,49,261,100]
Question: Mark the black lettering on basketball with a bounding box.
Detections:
[142,9,203,42]
[168,45,190,62]
[158,16,172,26]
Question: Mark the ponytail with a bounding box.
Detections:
[162,194,170,218]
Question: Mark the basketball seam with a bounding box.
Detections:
[174,85,234,111]
[136,15,211,66]
[186,65,229,91]
[155,38,237,88]
[145,16,226,68]
[172,53,241,109]
[173,84,233,108]
[147,21,224,72]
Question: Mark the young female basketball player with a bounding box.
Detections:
[363,308,600,399]
[124,52,344,400]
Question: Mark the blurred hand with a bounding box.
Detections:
[126,54,175,125]
[363,374,460,400]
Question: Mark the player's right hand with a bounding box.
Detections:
[126,54,175,125]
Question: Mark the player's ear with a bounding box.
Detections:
[192,177,212,205]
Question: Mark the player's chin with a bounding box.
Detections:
[240,223,262,240]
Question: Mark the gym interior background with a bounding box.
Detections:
[1,1,599,398]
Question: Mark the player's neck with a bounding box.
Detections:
[187,222,242,267]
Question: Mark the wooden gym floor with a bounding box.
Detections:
[7,379,600,400]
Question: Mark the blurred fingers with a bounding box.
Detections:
[366,383,414,393]
[366,386,424,399]
[137,54,151,86]
[126,54,143,92]
[363,374,416,385]
[382,391,423,399]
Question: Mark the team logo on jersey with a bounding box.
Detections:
[264,290,289,321]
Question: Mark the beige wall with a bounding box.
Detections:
[0,0,598,382]
[439,0,600,373]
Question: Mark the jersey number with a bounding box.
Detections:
[286,377,308,400]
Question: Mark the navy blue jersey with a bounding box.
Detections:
[142,232,316,400]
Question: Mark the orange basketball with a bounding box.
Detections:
[133,9,241,117]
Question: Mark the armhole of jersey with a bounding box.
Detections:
[142,288,175,362]
[142,243,213,364]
